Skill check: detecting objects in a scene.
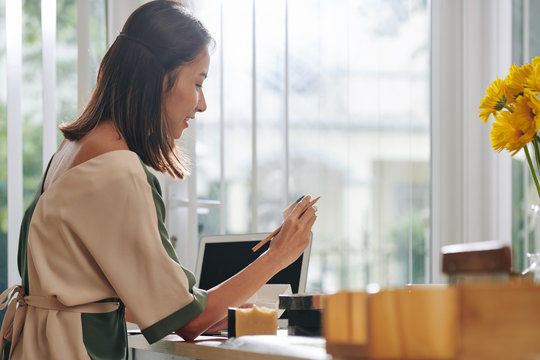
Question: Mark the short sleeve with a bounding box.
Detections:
[60,154,207,344]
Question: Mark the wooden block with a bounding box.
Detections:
[279,294,325,310]
[459,282,540,360]
[441,241,512,275]
[323,291,349,343]
[368,289,401,358]
[350,291,368,345]
[397,284,458,359]
[324,291,369,358]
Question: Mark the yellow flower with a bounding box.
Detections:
[490,92,540,156]
[484,57,540,198]
[490,111,531,156]
[515,90,540,138]
[527,57,540,92]
[479,78,507,123]
[505,63,533,103]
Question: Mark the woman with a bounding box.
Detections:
[0,1,317,359]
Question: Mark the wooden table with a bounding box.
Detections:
[128,331,330,360]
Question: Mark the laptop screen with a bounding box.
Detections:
[195,233,311,293]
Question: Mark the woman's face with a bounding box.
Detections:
[162,48,210,139]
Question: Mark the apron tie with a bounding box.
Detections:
[0,285,120,359]
[0,285,26,360]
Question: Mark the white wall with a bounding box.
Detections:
[431,0,512,282]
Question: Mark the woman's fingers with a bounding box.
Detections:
[289,195,312,218]
[306,213,317,229]
[303,203,317,217]
[289,194,319,220]
[281,196,318,238]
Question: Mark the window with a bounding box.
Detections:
[166,0,430,292]
[0,1,519,316]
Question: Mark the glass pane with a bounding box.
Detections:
[512,158,526,271]
[194,0,430,291]
[0,0,6,324]
[89,0,106,88]
[530,0,540,58]
[198,207,221,238]
[194,0,223,235]
[512,0,523,66]
[289,0,430,291]
[254,0,287,232]
[288,0,348,292]
[512,0,540,271]
[222,0,253,234]
[22,0,43,208]
[56,0,76,138]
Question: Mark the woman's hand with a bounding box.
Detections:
[266,195,318,270]
[176,199,317,341]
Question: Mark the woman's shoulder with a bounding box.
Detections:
[86,150,141,171]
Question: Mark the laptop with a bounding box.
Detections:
[195,232,312,293]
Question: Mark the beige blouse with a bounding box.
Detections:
[0,150,207,359]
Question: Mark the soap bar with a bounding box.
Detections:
[279,294,325,310]
[228,306,277,338]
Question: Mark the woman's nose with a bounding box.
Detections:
[197,91,207,113]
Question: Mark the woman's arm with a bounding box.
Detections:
[176,195,318,341]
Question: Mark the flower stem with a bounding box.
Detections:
[534,137,540,172]
[525,144,540,198]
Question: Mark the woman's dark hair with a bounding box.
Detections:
[60,0,213,179]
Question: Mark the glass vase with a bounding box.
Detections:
[522,252,540,283]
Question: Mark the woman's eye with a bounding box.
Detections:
[196,83,203,88]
